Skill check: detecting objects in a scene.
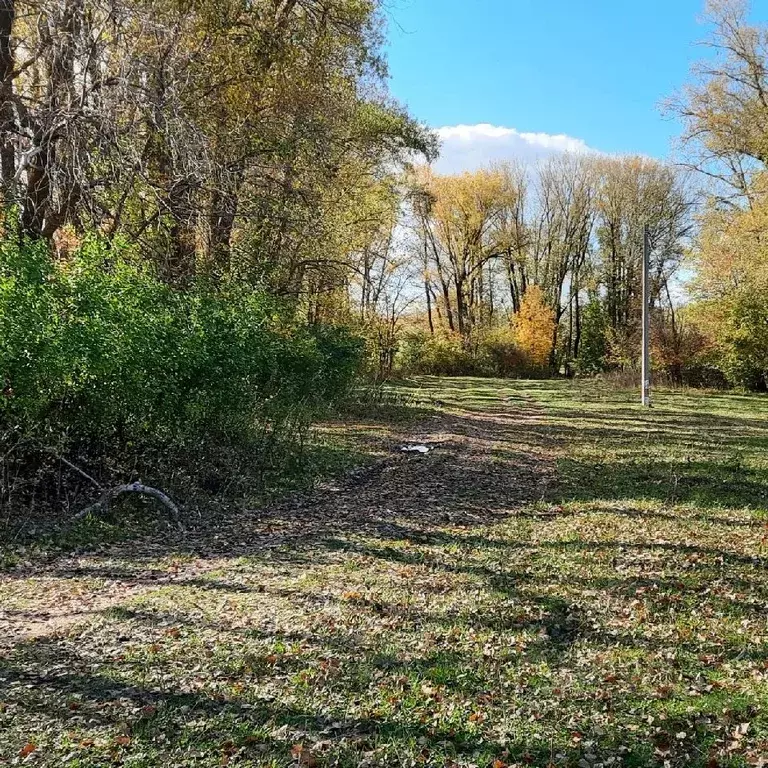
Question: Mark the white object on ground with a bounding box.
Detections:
[401,445,430,454]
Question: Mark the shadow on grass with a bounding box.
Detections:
[3,378,768,765]
[0,619,727,767]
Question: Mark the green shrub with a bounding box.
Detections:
[716,291,768,391]
[395,327,525,377]
[0,235,362,520]
[396,331,478,376]
[576,300,609,374]
[479,326,526,376]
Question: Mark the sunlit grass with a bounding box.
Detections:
[2,378,768,766]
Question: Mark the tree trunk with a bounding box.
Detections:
[574,283,582,359]
[425,279,434,335]
[434,258,455,333]
[0,0,15,193]
[204,166,243,276]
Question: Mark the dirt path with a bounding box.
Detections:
[0,389,552,652]
[5,379,768,766]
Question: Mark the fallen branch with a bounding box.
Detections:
[73,482,182,527]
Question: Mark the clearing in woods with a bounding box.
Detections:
[2,377,768,767]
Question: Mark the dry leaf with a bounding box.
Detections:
[19,743,36,758]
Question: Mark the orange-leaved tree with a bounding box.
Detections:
[513,286,556,369]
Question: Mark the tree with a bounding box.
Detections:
[670,0,768,204]
[411,166,517,343]
[576,299,609,374]
[594,156,693,366]
[672,0,768,390]
[0,0,435,291]
[347,178,418,379]
[529,154,596,364]
[690,174,768,389]
[513,285,555,369]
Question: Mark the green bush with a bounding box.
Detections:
[576,300,609,374]
[715,291,768,391]
[0,235,362,517]
[478,326,526,376]
[395,327,525,377]
[396,331,478,376]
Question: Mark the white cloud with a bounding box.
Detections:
[433,123,595,173]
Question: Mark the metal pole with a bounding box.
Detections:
[641,225,651,407]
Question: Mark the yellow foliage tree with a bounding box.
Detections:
[513,286,556,368]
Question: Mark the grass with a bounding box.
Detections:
[2,377,768,767]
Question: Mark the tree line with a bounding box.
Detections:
[341,155,699,382]
[1,0,768,529]
[401,156,692,376]
[0,0,434,286]
[0,0,433,526]
[2,0,764,391]
[347,0,768,390]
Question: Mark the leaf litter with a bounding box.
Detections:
[1,378,768,767]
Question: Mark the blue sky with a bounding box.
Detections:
[384,0,728,170]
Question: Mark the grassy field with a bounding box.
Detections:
[2,378,768,767]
